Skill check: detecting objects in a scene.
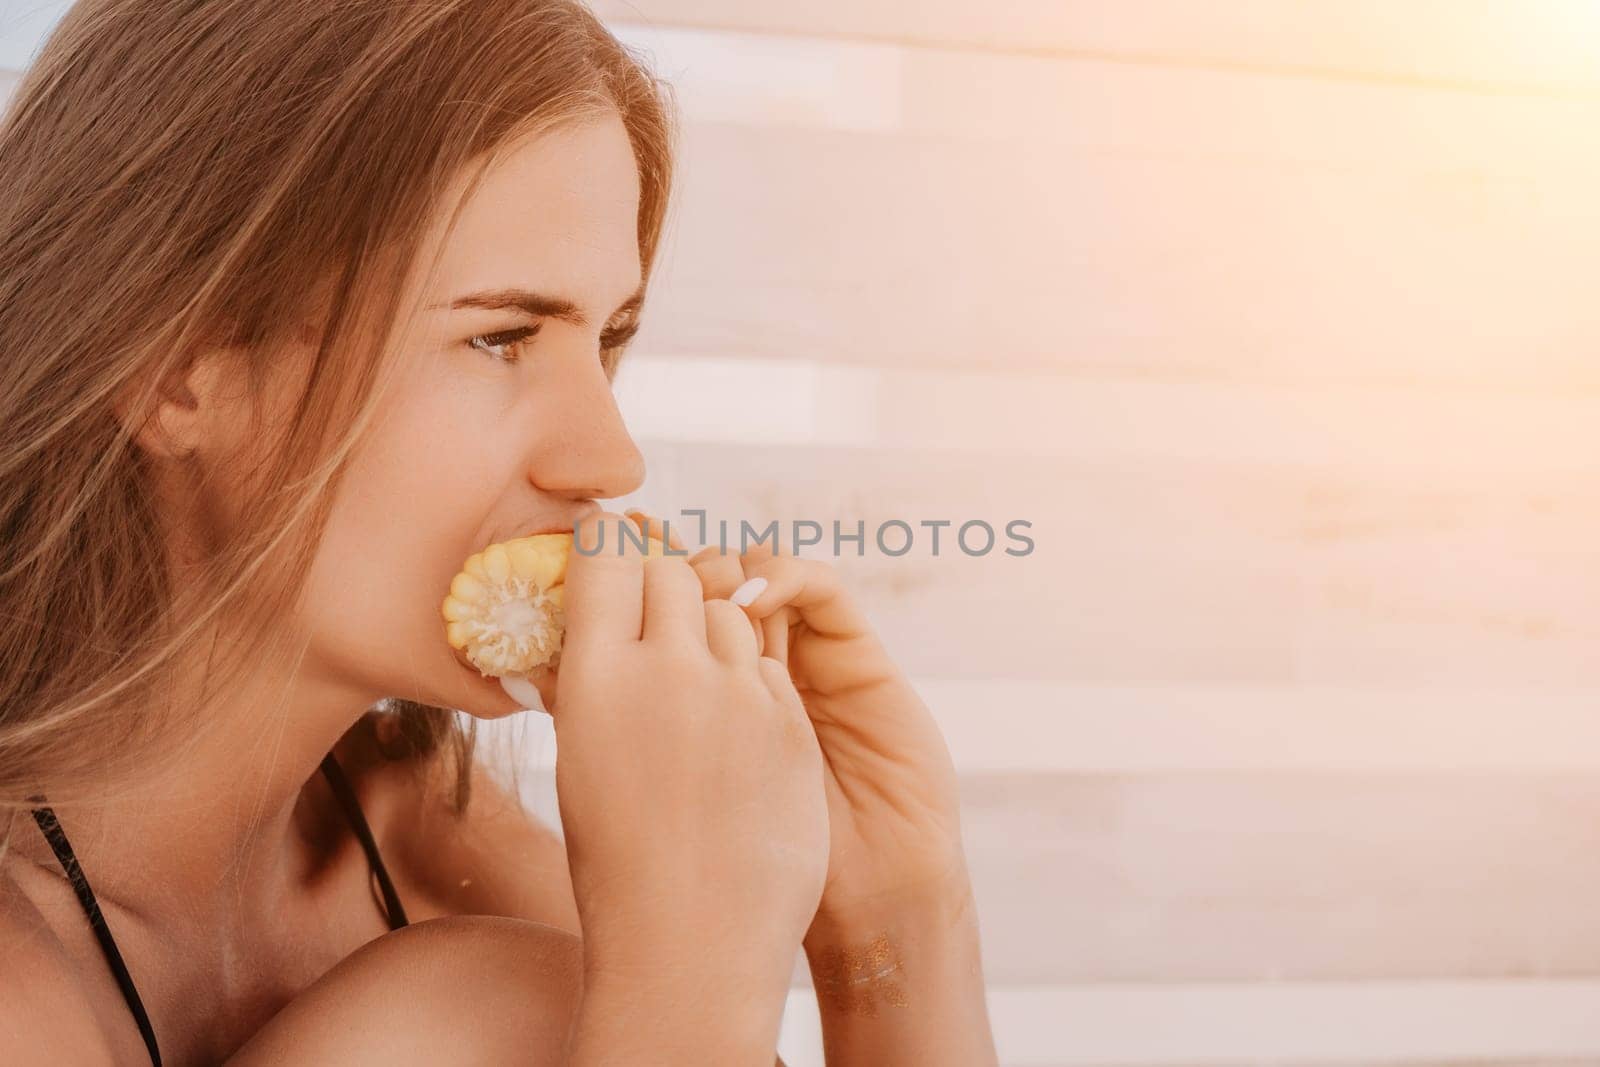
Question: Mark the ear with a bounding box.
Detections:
[116,351,249,461]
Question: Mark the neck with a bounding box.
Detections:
[18,652,381,928]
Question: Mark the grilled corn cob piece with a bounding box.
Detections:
[441,526,668,678]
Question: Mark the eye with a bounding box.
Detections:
[599,318,642,378]
[467,317,642,371]
[467,324,541,364]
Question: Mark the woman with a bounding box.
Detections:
[0,1,998,1063]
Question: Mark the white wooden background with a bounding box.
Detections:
[8,3,1600,1064]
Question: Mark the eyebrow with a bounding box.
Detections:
[433,284,646,329]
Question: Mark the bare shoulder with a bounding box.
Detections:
[335,711,580,930]
[233,718,588,1063]
[226,914,582,1066]
[0,871,121,1065]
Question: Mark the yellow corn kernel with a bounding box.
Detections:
[441,524,668,678]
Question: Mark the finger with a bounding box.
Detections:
[561,512,644,649]
[755,656,811,734]
[703,598,759,666]
[642,556,708,646]
[740,536,780,564]
[691,548,768,650]
[758,608,791,667]
[625,508,688,554]
[688,544,747,600]
[755,654,798,705]
[726,556,874,642]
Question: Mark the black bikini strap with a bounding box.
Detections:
[27,802,163,1067]
[318,753,409,930]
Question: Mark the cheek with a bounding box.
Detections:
[298,369,524,694]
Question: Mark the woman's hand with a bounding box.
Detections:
[551,512,830,1064]
[643,515,968,926]
[662,520,999,1066]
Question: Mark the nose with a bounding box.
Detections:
[525,359,646,501]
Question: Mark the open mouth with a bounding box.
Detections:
[442,511,665,685]
[442,533,573,679]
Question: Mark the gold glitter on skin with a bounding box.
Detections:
[811,934,910,1018]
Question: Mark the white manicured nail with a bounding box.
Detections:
[500,673,547,714]
[730,576,767,607]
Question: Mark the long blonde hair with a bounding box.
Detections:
[0,0,675,819]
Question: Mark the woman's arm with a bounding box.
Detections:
[358,731,797,1066]
[680,539,1002,1066]
[320,513,829,1064]
[357,717,581,933]
[225,916,582,1066]
[801,873,995,1067]
[226,915,795,1066]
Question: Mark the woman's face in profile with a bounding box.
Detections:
[293,110,649,718]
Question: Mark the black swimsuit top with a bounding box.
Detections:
[26,752,409,1067]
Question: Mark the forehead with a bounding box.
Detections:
[429,112,643,298]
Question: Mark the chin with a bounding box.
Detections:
[443,658,559,720]
[362,624,561,720]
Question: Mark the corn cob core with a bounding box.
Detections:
[441,528,668,678]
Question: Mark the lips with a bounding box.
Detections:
[492,506,601,548]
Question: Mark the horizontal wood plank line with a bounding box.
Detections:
[628,120,1600,383]
[608,23,1600,177]
[483,683,1600,775]
[599,1,1600,97]
[486,754,1600,984]
[915,681,1600,773]
[615,355,1600,475]
[778,980,1600,1065]
[621,440,1600,687]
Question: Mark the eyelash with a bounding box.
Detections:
[468,319,641,372]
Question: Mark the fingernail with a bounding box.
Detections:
[730,576,767,607]
[500,673,547,714]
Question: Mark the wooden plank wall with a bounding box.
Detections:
[8,4,1600,1063]
[580,6,1600,1064]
